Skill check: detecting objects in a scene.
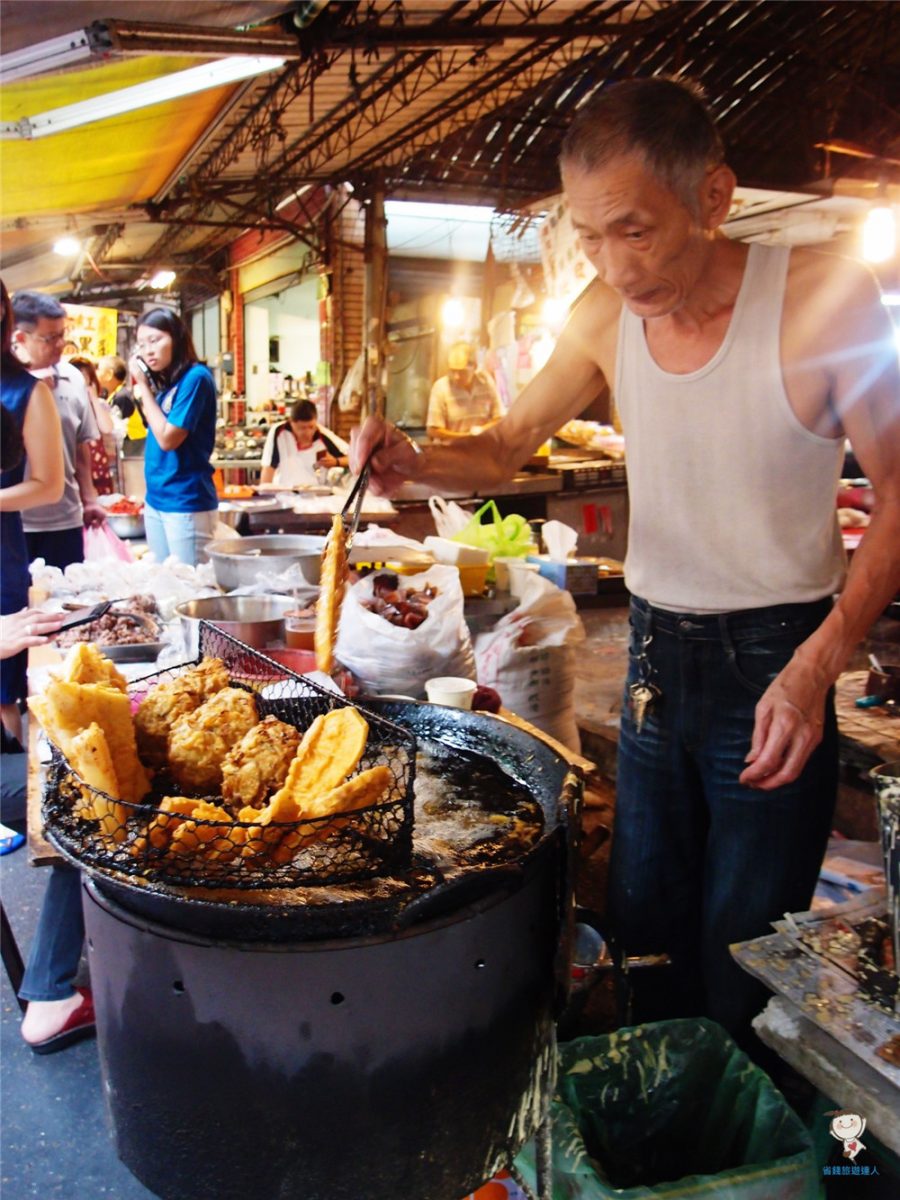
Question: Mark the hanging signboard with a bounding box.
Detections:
[62,303,118,358]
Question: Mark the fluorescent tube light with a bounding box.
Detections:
[150,270,176,288]
[1,29,96,83]
[2,55,286,140]
[53,236,81,257]
[862,206,896,264]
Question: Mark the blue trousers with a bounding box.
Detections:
[143,504,218,567]
[18,866,84,1003]
[608,594,838,1047]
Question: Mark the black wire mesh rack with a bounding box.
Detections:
[42,621,416,889]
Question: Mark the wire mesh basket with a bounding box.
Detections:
[42,621,416,888]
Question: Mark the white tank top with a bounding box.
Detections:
[615,242,846,613]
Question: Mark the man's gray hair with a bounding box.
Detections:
[560,77,725,214]
[11,290,66,328]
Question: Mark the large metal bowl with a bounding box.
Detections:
[107,512,145,539]
[204,535,325,589]
[174,594,296,655]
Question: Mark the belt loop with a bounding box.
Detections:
[718,612,737,664]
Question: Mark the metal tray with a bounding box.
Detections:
[96,641,166,663]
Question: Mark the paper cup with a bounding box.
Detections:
[492,556,521,591]
[424,676,477,709]
[507,560,540,598]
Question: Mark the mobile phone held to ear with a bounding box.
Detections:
[134,356,162,394]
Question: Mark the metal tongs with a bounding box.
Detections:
[339,448,376,551]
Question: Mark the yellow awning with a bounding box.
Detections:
[1,55,239,219]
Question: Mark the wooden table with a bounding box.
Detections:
[733,901,900,1156]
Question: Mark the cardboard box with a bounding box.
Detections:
[527,554,598,595]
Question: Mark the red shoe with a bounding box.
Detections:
[26,987,96,1056]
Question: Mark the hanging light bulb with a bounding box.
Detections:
[53,236,80,256]
[150,269,177,289]
[862,206,896,264]
[441,296,465,329]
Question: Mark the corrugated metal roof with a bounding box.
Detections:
[1,0,897,305]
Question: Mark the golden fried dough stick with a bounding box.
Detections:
[220,716,301,811]
[131,796,203,858]
[270,765,394,863]
[68,722,128,842]
[167,687,259,793]
[29,679,150,804]
[134,657,230,766]
[60,643,128,693]
[168,802,243,863]
[267,706,369,820]
[315,513,348,673]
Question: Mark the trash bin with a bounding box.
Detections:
[516,1019,818,1199]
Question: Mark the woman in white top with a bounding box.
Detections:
[260,398,348,488]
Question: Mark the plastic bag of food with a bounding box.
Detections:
[474,572,584,750]
[335,564,475,698]
[83,522,134,563]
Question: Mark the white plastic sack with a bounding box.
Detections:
[428,495,471,539]
[335,564,475,698]
[475,572,585,751]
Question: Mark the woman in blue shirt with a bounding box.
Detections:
[129,307,218,565]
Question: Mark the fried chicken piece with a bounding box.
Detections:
[135,657,230,766]
[167,687,259,793]
[220,716,301,811]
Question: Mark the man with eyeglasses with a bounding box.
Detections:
[11,291,107,570]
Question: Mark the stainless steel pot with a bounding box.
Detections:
[174,594,296,654]
[204,535,325,589]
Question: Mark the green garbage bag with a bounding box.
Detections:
[516,1019,819,1200]
[452,499,532,559]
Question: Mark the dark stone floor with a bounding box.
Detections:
[1,843,155,1199]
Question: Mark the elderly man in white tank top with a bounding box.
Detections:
[352,78,900,1064]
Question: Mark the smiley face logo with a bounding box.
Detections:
[828,1111,867,1160]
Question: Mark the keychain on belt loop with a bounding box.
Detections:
[629,630,661,734]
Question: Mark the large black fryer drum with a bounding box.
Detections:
[78,701,580,1200]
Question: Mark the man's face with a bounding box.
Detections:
[563,154,714,320]
[448,366,475,389]
[14,315,67,369]
[290,419,318,448]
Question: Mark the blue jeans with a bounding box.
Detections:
[608,594,838,1047]
[18,865,84,1003]
[144,504,218,567]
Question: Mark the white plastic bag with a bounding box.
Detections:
[428,495,471,539]
[335,564,475,698]
[474,572,585,751]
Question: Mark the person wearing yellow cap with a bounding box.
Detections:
[426,341,503,441]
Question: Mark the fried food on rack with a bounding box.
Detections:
[314,513,348,673]
[220,715,301,811]
[134,656,230,766]
[241,707,380,865]
[131,796,202,858]
[60,642,128,693]
[67,722,128,842]
[267,765,394,863]
[167,801,243,864]
[29,678,151,805]
[167,687,259,793]
[267,706,369,819]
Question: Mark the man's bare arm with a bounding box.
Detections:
[742,259,900,788]
[355,293,614,495]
